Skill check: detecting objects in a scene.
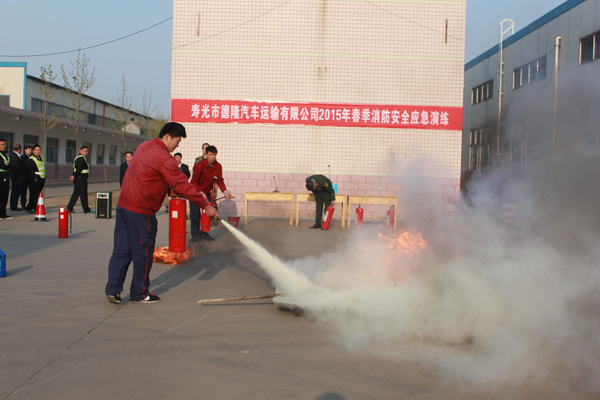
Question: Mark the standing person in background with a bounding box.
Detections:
[119,151,133,187]
[105,122,217,305]
[9,144,23,211]
[174,153,190,179]
[66,146,92,213]
[24,145,45,214]
[20,145,31,209]
[0,139,12,220]
[190,145,232,242]
[194,143,210,165]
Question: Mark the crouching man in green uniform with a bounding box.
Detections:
[305,174,336,229]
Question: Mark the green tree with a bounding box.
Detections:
[38,65,60,156]
[136,86,158,136]
[60,50,96,152]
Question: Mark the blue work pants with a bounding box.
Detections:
[105,206,158,301]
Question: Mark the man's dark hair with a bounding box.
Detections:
[32,144,41,151]
[205,145,217,154]
[14,144,22,152]
[174,152,182,158]
[24,145,32,150]
[305,181,314,191]
[0,139,5,143]
[125,151,133,156]
[80,145,88,150]
[159,122,187,139]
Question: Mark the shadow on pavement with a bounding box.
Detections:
[7,264,34,276]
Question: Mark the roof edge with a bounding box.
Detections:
[465,0,588,71]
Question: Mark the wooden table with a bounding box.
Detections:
[346,195,397,228]
[244,192,295,226]
[296,194,346,228]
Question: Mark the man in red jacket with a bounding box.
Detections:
[190,145,232,242]
[105,122,217,304]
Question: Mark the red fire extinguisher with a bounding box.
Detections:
[58,206,69,239]
[201,207,211,232]
[355,204,363,230]
[386,206,395,232]
[321,204,335,230]
[169,197,187,253]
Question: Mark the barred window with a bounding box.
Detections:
[97,144,105,165]
[513,56,547,90]
[471,80,493,105]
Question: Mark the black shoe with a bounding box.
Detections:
[199,234,215,241]
[132,293,161,303]
[84,210,94,214]
[107,293,122,304]
[10,208,22,211]
[309,223,322,229]
[67,208,75,213]
[25,208,35,214]
[190,236,200,243]
[2,215,13,220]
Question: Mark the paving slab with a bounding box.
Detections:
[0,210,595,400]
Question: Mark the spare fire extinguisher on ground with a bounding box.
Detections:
[355,204,363,230]
[321,204,335,230]
[58,206,70,238]
[387,206,395,232]
[169,197,187,253]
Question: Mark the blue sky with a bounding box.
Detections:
[1,0,566,117]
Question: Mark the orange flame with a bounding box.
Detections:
[153,246,195,265]
[378,230,428,255]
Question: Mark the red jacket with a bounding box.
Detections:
[119,138,209,215]
[191,158,227,195]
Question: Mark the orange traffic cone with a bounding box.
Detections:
[34,193,47,221]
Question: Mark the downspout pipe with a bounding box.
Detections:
[552,36,561,163]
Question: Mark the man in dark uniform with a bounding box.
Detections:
[24,145,45,214]
[305,174,336,229]
[119,151,133,187]
[66,146,92,213]
[105,122,217,305]
[9,144,23,211]
[20,145,32,209]
[174,153,190,178]
[0,139,12,220]
[194,143,210,165]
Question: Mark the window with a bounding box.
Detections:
[469,127,491,170]
[0,95,9,107]
[471,80,493,105]
[109,145,117,165]
[66,140,77,163]
[580,34,595,64]
[46,138,59,163]
[23,134,39,149]
[580,31,600,65]
[0,131,14,152]
[513,56,547,90]
[97,144,105,165]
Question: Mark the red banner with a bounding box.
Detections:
[172,99,462,131]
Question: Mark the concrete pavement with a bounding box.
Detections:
[0,211,594,400]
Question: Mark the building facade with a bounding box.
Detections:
[0,62,152,180]
[463,0,600,172]
[171,0,466,220]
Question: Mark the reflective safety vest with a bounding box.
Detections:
[73,155,90,174]
[31,156,46,179]
[0,152,8,173]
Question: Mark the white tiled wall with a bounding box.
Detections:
[172,0,466,221]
